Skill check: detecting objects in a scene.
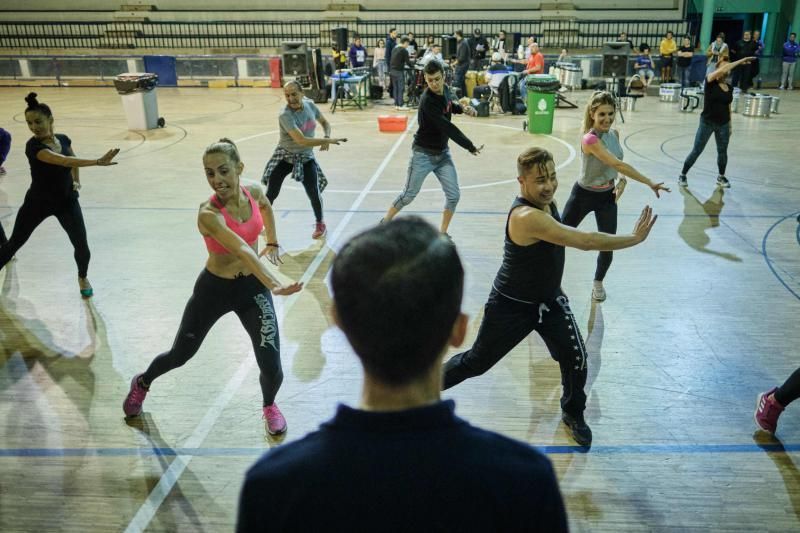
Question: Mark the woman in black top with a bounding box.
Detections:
[0,93,119,296]
[678,55,754,189]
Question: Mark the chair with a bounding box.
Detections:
[626,74,646,97]
[488,86,503,113]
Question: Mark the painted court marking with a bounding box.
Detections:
[4,441,799,457]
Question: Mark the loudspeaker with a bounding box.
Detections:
[331,27,348,50]
[601,41,631,78]
[442,35,457,59]
[283,52,310,76]
[282,41,310,76]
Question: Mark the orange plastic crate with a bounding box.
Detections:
[377,115,408,132]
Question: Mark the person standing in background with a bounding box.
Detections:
[471,28,489,69]
[385,28,398,97]
[348,35,367,68]
[453,30,471,98]
[390,36,414,109]
[706,33,728,77]
[372,39,387,93]
[659,31,677,82]
[407,31,419,58]
[779,33,799,90]
[751,30,764,88]
[675,36,694,88]
[731,31,757,93]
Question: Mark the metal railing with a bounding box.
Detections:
[0,20,698,51]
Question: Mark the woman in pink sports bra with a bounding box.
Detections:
[123,138,302,436]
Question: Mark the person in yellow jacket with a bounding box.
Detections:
[659,31,677,82]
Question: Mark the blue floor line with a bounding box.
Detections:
[1,442,798,458]
[761,210,800,301]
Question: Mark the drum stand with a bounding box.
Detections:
[555,90,578,109]
[609,76,626,123]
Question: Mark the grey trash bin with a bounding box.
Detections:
[114,73,161,130]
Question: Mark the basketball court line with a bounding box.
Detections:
[122,117,418,533]
[3,441,799,457]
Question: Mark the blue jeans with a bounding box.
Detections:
[676,65,690,88]
[390,70,405,106]
[392,147,460,212]
[681,117,731,176]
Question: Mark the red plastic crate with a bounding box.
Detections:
[378,115,408,132]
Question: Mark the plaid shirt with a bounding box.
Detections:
[262,146,328,193]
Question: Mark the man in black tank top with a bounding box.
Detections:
[442,147,658,447]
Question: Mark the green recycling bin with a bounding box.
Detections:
[525,74,559,134]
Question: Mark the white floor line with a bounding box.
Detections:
[123,117,417,533]
[281,126,578,194]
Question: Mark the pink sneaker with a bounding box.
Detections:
[123,373,149,417]
[311,222,327,240]
[263,404,287,435]
[755,387,784,434]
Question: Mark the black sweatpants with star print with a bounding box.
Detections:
[443,289,588,417]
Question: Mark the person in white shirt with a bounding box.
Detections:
[421,43,444,66]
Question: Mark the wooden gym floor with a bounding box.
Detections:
[0,85,798,532]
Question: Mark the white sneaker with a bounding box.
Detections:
[591,284,607,302]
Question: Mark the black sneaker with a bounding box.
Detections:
[716,175,731,188]
[562,412,593,447]
[678,174,688,187]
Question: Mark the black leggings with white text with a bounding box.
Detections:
[142,270,283,406]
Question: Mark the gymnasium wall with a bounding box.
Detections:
[1,1,687,21]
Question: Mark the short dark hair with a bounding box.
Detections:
[792,33,797,38]
[389,28,396,33]
[331,218,464,386]
[399,36,410,45]
[423,59,444,76]
[455,30,464,38]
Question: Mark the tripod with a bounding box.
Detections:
[608,76,626,123]
[601,42,633,124]
[555,91,578,109]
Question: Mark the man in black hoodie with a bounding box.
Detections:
[382,60,482,237]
